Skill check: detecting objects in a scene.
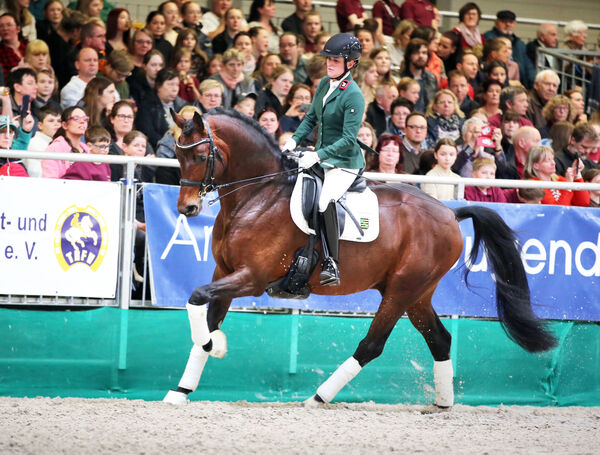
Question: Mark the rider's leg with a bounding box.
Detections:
[318,168,358,286]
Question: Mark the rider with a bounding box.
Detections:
[282,33,365,287]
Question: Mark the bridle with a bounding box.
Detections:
[177,117,225,199]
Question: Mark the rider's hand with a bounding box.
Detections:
[298,151,320,169]
[281,137,297,154]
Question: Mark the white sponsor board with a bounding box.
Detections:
[0,177,121,297]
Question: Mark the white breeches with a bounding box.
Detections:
[318,168,359,212]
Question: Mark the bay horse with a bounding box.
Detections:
[163,108,556,409]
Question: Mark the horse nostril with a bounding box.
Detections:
[184,204,198,216]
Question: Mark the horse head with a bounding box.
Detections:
[172,110,224,217]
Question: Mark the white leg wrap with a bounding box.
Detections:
[178,344,209,391]
[187,302,211,347]
[316,357,362,403]
[433,359,454,407]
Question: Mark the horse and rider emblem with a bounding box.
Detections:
[54,205,108,272]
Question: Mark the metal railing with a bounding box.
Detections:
[1,148,600,310]
[535,48,600,102]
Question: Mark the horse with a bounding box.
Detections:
[65,213,97,252]
[162,108,556,409]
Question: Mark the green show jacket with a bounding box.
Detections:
[292,73,365,170]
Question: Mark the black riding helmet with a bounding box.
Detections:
[320,33,362,79]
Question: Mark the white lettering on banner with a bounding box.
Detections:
[460,233,600,277]
[161,215,213,261]
[522,234,599,277]
[549,240,572,276]
[522,239,546,274]
[203,226,213,262]
[575,237,600,277]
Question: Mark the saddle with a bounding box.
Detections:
[266,166,379,300]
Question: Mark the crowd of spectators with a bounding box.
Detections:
[0,0,598,210]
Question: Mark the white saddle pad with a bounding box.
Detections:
[290,172,380,243]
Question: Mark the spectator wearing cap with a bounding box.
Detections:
[100,49,133,101]
[399,0,436,27]
[526,23,559,71]
[483,10,536,89]
[0,113,35,177]
[0,13,27,82]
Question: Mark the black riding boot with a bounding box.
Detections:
[319,201,340,286]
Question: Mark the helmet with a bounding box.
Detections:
[320,33,362,61]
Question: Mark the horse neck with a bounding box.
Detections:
[216,119,283,182]
[214,118,287,211]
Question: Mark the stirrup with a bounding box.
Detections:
[320,258,340,286]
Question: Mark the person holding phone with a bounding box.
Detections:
[524,145,589,206]
[281,33,364,286]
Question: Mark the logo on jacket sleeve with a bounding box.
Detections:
[54,205,108,271]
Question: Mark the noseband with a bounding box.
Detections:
[177,117,225,199]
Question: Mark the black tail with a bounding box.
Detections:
[455,206,557,353]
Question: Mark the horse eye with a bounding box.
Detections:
[195,155,207,163]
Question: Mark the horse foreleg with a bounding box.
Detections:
[305,296,402,406]
[406,299,453,411]
[164,268,256,405]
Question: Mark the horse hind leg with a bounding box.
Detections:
[305,294,404,407]
[406,297,454,412]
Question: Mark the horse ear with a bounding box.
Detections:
[170,109,186,128]
[193,111,205,133]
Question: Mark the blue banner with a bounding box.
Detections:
[144,184,600,321]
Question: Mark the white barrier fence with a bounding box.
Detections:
[1,148,600,310]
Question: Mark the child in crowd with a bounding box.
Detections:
[464,158,507,202]
[171,48,201,103]
[234,93,256,117]
[397,77,421,106]
[0,115,31,177]
[506,187,545,204]
[421,138,460,200]
[62,126,111,181]
[25,105,62,177]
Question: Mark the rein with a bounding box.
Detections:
[177,118,301,203]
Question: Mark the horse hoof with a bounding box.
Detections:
[421,404,451,414]
[163,390,189,406]
[209,330,227,358]
[303,395,324,408]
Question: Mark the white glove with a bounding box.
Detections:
[298,151,320,169]
[281,138,297,154]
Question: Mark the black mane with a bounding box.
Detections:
[203,107,298,184]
